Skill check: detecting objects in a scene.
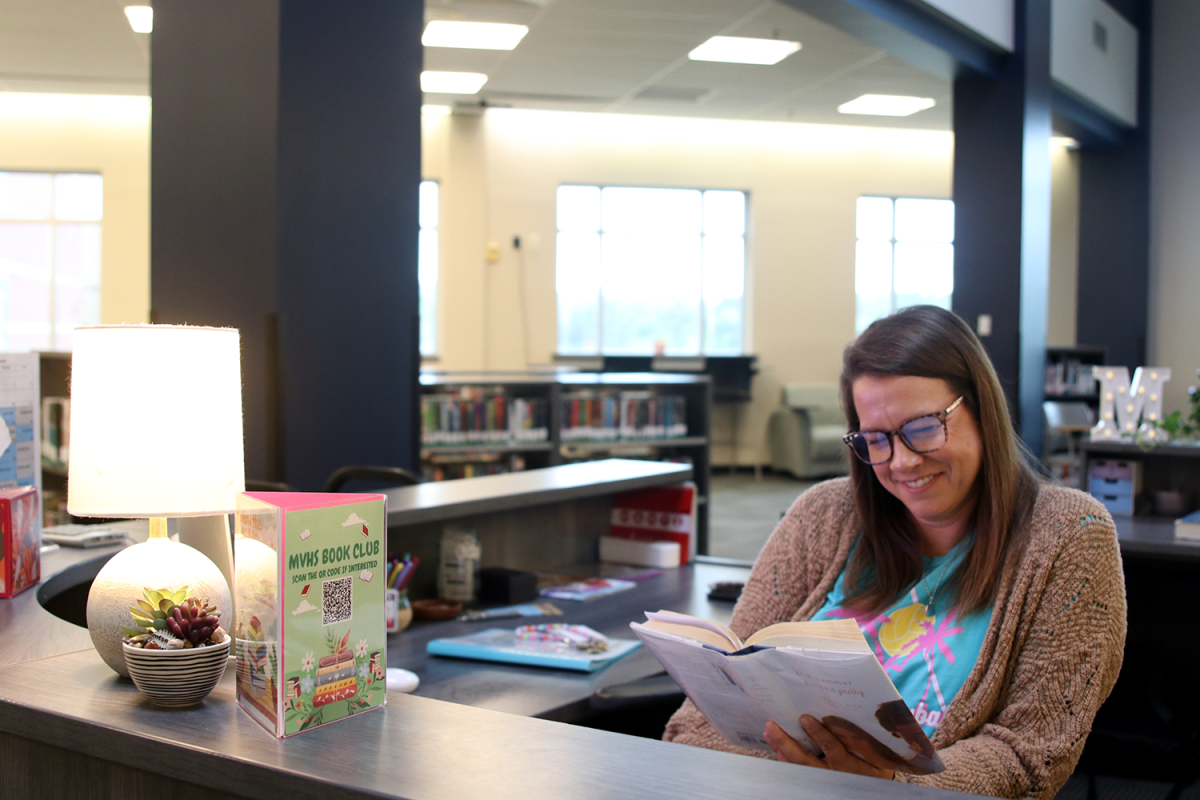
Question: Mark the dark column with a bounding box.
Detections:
[274,2,423,490]
[151,0,423,489]
[1075,0,1151,371]
[951,0,1052,455]
[150,0,282,483]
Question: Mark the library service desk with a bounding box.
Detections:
[0,461,984,800]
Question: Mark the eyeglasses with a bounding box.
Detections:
[842,396,965,465]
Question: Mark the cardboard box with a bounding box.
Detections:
[234,491,387,737]
[0,486,39,598]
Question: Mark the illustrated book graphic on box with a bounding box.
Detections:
[234,492,387,737]
[0,486,39,598]
[610,483,696,564]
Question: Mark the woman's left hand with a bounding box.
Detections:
[764,716,896,781]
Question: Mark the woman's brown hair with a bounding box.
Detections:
[839,305,1039,615]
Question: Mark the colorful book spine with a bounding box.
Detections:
[421,390,549,447]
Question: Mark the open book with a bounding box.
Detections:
[630,611,944,775]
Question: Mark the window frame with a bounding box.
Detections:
[0,169,104,352]
[554,183,749,357]
[854,194,954,335]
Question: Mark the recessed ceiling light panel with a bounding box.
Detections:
[124,5,153,34]
[688,36,801,66]
[421,71,489,95]
[422,21,529,50]
[837,94,936,117]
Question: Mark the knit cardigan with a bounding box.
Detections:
[663,478,1126,799]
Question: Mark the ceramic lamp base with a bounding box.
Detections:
[87,537,232,677]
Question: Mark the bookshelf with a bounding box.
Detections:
[1044,346,1107,402]
[419,371,712,553]
[38,352,71,526]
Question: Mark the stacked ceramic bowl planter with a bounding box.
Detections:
[122,639,231,707]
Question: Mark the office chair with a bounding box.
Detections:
[584,672,686,739]
[323,465,422,493]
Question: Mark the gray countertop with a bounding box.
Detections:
[384,458,692,526]
[0,646,977,800]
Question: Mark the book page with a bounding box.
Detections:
[631,623,773,749]
[631,620,943,774]
[745,618,866,648]
[644,610,742,650]
[731,648,942,774]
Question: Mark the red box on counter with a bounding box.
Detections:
[0,486,39,598]
[610,483,696,564]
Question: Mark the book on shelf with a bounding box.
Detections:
[1175,510,1200,541]
[426,627,640,671]
[421,388,548,447]
[40,397,70,468]
[560,390,688,442]
[629,611,944,775]
[609,483,696,564]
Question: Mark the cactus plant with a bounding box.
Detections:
[122,586,227,649]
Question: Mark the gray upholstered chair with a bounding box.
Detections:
[766,383,850,479]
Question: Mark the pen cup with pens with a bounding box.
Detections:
[386,554,419,634]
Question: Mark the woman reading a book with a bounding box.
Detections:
[663,305,1126,799]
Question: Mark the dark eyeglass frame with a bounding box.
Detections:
[842,396,965,465]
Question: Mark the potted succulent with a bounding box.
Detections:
[120,586,231,707]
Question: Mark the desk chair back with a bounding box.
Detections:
[324,465,421,493]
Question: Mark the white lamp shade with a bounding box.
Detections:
[68,325,245,517]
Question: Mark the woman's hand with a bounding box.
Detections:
[764,716,897,781]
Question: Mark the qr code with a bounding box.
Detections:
[322,577,353,625]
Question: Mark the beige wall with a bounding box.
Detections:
[0,96,1084,464]
[422,107,1084,465]
[1048,145,1080,348]
[423,109,956,465]
[0,93,151,328]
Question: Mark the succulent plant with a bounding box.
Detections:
[122,586,226,649]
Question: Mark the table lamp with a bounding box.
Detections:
[69,325,245,677]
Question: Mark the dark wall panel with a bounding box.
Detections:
[1076,0,1151,371]
[952,0,1052,455]
[275,0,423,490]
[150,0,281,482]
[151,0,422,489]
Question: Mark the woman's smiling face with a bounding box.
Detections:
[851,374,984,551]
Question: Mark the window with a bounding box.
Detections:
[418,180,438,357]
[556,185,745,356]
[855,196,954,334]
[0,171,103,351]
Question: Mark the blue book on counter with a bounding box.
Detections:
[426,628,640,671]
[1175,510,1200,541]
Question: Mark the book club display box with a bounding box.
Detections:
[234,492,387,737]
[0,486,39,598]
